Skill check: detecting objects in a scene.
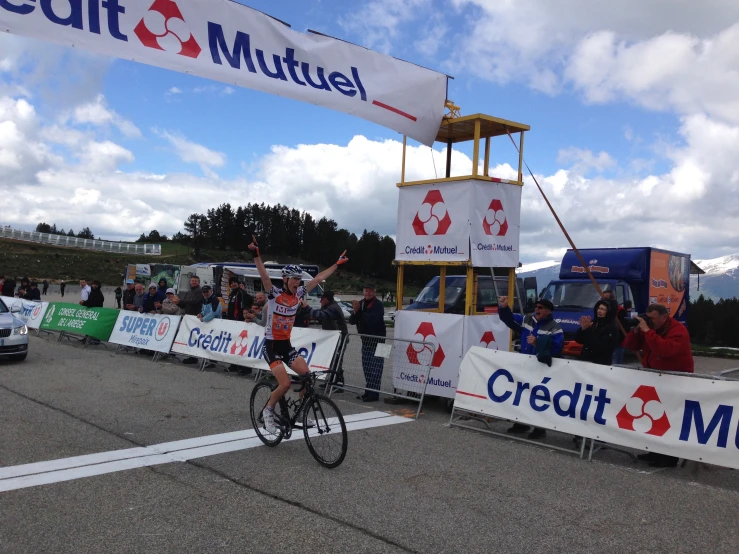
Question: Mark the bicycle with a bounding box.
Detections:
[249,371,348,468]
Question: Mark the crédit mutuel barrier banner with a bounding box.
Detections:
[393,311,464,399]
[455,348,739,470]
[1,296,49,329]
[0,0,446,145]
[395,181,521,266]
[40,303,119,341]
[171,316,341,371]
[462,315,511,354]
[109,312,181,353]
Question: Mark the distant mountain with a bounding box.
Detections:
[517,254,739,301]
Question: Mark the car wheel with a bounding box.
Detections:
[13,352,28,362]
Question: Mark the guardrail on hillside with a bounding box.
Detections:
[0,226,161,255]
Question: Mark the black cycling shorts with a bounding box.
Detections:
[262,339,300,369]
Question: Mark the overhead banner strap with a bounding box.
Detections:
[0,0,447,145]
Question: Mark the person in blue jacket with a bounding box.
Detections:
[198,285,223,322]
[141,283,166,314]
[498,296,563,440]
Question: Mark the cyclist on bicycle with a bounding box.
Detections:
[248,237,348,434]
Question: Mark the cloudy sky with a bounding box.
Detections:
[1,0,738,263]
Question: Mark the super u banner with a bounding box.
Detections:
[1,297,49,330]
[0,0,446,145]
[109,312,181,353]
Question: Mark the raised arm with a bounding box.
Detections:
[248,237,273,291]
[304,251,349,294]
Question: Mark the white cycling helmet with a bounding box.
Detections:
[281,264,303,278]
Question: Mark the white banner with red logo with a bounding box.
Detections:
[395,181,472,262]
[470,181,522,267]
[455,348,739,469]
[1,296,49,329]
[462,315,512,354]
[393,311,464,398]
[0,0,446,145]
[109,311,181,353]
[171,316,341,372]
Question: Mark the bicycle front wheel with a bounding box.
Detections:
[303,394,348,468]
[250,380,285,447]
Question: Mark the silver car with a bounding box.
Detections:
[0,298,28,361]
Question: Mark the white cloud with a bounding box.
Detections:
[169,87,182,94]
[557,148,616,175]
[156,129,226,178]
[340,0,431,53]
[72,94,141,138]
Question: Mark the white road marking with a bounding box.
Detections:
[0,411,410,493]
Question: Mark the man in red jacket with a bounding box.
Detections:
[624,303,693,468]
[624,303,694,373]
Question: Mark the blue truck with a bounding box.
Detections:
[541,247,699,357]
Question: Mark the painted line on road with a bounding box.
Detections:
[0,411,410,493]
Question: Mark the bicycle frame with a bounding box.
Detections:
[274,371,337,439]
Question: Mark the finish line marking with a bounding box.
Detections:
[0,411,410,493]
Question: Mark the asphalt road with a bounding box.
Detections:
[0,335,737,554]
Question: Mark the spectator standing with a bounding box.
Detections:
[122,280,136,310]
[574,299,620,365]
[16,277,30,299]
[160,288,182,315]
[131,283,146,312]
[157,277,169,296]
[141,283,164,314]
[498,296,564,440]
[42,280,49,295]
[82,281,105,308]
[226,277,251,321]
[114,286,123,309]
[28,282,41,301]
[245,291,267,327]
[1,276,14,297]
[603,290,629,364]
[60,280,66,298]
[197,285,222,322]
[79,279,91,305]
[304,291,348,388]
[174,276,203,365]
[349,284,386,402]
[624,303,694,468]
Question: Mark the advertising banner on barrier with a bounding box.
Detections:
[1,296,49,329]
[470,181,522,268]
[0,0,446,145]
[462,315,512,354]
[109,312,181,353]
[39,303,119,341]
[455,348,739,470]
[170,316,340,371]
[393,311,464,398]
[395,181,472,262]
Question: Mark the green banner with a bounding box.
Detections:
[40,303,119,341]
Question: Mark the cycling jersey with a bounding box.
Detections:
[264,285,307,340]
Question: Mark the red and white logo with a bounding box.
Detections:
[480,330,498,349]
[230,330,249,357]
[134,0,202,59]
[31,305,42,319]
[154,317,170,341]
[412,190,452,236]
[406,322,445,367]
[616,385,671,436]
[482,199,508,237]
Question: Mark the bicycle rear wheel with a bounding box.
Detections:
[250,380,286,447]
[302,394,348,468]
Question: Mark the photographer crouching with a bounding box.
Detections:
[623,303,694,467]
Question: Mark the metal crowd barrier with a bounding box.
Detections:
[327,332,434,419]
[0,226,161,255]
[450,361,729,464]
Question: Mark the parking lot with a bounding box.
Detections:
[0,335,737,553]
